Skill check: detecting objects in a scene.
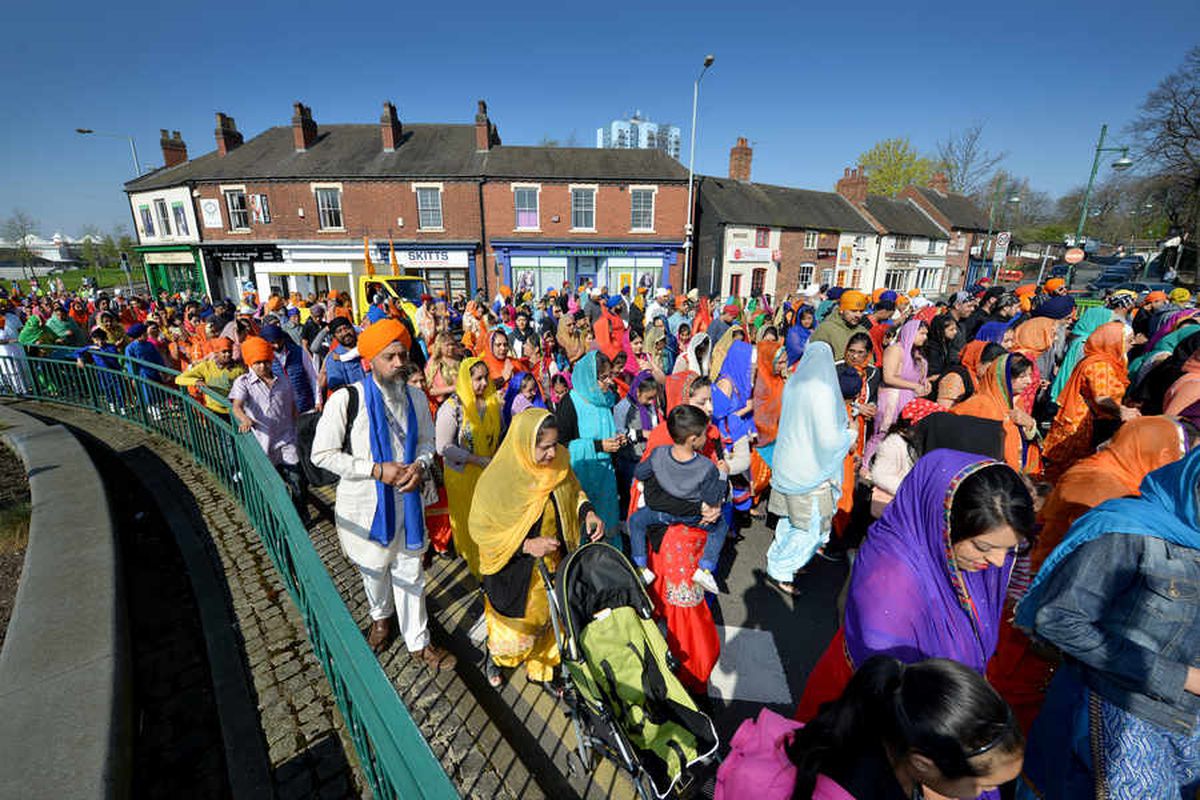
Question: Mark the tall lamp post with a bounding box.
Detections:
[683,54,715,291]
[977,174,1020,281]
[75,128,144,177]
[1067,123,1133,286]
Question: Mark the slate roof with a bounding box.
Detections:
[862,196,948,239]
[912,186,990,231]
[125,124,687,191]
[699,178,875,233]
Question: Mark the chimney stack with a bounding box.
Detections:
[928,171,950,194]
[292,102,318,152]
[380,101,403,152]
[214,113,243,156]
[835,166,870,206]
[475,100,499,151]
[160,129,188,167]
[729,137,753,182]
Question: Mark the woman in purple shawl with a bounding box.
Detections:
[796,449,1035,765]
[863,319,929,462]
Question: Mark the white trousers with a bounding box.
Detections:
[358,549,430,652]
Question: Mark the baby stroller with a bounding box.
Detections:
[539,542,719,799]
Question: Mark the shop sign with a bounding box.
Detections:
[143,251,196,265]
[729,246,771,262]
[838,245,853,266]
[546,247,631,258]
[817,248,837,260]
[207,245,280,262]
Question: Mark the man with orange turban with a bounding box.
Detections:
[1043,278,1066,296]
[809,289,868,357]
[311,319,455,671]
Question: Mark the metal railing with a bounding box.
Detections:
[0,344,458,800]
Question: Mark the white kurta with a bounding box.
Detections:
[311,378,436,570]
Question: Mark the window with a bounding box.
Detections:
[514,187,539,229]
[751,268,767,296]
[854,235,867,248]
[416,186,443,229]
[797,263,815,286]
[926,238,938,255]
[138,205,155,236]
[224,189,250,230]
[883,268,908,290]
[917,267,941,291]
[315,188,342,229]
[804,231,819,249]
[730,274,743,296]
[571,187,595,230]
[171,202,189,236]
[893,235,911,251]
[154,199,172,236]
[630,188,655,230]
[755,227,770,247]
[251,194,271,224]
[850,268,863,288]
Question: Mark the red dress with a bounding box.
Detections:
[794,627,854,722]
[645,524,721,693]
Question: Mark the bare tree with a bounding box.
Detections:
[936,123,1006,197]
[2,209,39,280]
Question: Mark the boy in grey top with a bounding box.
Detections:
[629,404,727,594]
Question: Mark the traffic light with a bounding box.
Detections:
[119,253,130,272]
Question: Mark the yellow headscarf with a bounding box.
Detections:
[455,357,501,457]
[470,409,583,576]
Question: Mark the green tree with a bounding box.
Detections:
[98,233,119,268]
[857,137,937,197]
[79,224,102,279]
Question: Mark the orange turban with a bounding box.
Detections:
[358,319,411,362]
[241,336,274,364]
[839,290,869,311]
[1145,290,1169,304]
[908,288,921,298]
[266,295,285,312]
[896,294,911,308]
[1014,283,1037,297]
[210,336,233,353]
[499,285,513,298]
[871,287,887,303]
[1044,278,1066,293]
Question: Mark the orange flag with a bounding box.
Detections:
[363,237,376,277]
[389,239,400,277]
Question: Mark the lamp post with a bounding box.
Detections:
[1067,123,1133,286]
[977,174,1021,281]
[682,54,715,291]
[75,128,144,177]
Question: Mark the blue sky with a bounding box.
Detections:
[3,0,1197,237]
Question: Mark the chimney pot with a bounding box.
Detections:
[728,136,753,182]
[835,165,869,206]
[380,101,403,152]
[475,99,499,151]
[214,112,242,156]
[928,171,950,193]
[161,127,188,167]
[292,102,317,152]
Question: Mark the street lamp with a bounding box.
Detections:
[1067,123,1133,286]
[977,175,1021,281]
[683,54,715,291]
[75,128,144,177]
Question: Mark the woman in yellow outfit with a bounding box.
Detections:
[470,408,605,688]
[434,357,502,576]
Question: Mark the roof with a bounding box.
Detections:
[862,196,947,239]
[912,186,989,231]
[125,124,688,192]
[698,178,875,232]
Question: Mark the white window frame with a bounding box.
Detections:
[254,193,271,224]
[220,184,250,231]
[310,182,344,231]
[512,183,541,231]
[412,182,444,231]
[138,204,155,237]
[926,238,938,255]
[570,184,597,231]
[153,199,172,237]
[803,230,819,249]
[797,263,815,286]
[170,201,190,236]
[916,267,941,291]
[893,234,911,252]
[629,185,657,232]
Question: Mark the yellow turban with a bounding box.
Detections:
[839,290,869,312]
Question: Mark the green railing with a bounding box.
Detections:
[0,344,458,800]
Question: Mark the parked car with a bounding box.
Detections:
[1087,266,1136,292]
[1050,263,1071,278]
[1097,281,1174,298]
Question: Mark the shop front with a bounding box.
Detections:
[492,241,679,298]
[201,244,282,301]
[371,242,478,298]
[137,245,206,297]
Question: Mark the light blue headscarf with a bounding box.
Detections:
[771,341,854,496]
[1051,307,1114,402]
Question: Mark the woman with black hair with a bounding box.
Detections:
[796,451,1035,738]
[715,656,1024,799]
[923,314,960,379]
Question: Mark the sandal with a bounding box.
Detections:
[484,659,503,688]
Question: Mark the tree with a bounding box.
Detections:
[857,137,937,197]
[936,123,1006,197]
[98,233,120,268]
[2,209,39,280]
[114,225,142,272]
[79,224,102,279]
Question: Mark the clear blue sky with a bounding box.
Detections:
[3,0,1196,237]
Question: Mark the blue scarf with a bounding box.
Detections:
[1017,445,1200,630]
[361,378,424,550]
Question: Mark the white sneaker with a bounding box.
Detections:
[640,567,656,585]
[692,568,720,594]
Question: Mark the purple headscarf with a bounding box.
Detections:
[844,448,1014,674]
[627,370,656,431]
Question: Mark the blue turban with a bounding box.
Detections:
[606,295,623,310]
[1032,295,1076,320]
[259,324,284,343]
[125,323,146,339]
[827,287,845,301]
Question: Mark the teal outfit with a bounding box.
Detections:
[1050,307,1114,402]
[566,352,620,546]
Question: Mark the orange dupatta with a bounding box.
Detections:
[1043,321,1128,468]
[752,341,786,445]
[952,354,1038,473]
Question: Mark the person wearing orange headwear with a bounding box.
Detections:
[1014,283,1037,314]
[952,352,1042,474]
[174,336,244,414]
[591,295,628,361]
[1042,277,1066,296]
[809,289,868,358]
[1041,321,1139,480]
[310,319,455,670]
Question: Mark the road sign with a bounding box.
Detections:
[1065,248,1085,264]
[993,231,1011,267]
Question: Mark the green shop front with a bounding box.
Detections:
[137,244,207,296]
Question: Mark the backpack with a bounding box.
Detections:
[296,384,359,487]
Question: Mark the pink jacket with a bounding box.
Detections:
[714,709,855,800]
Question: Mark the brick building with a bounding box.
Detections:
[693,139,877,298]
[899,173,990,292]
[124,99,688,300]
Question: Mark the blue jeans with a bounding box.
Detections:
[627,507,727,572]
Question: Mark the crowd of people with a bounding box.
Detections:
[3,274,1199,799]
